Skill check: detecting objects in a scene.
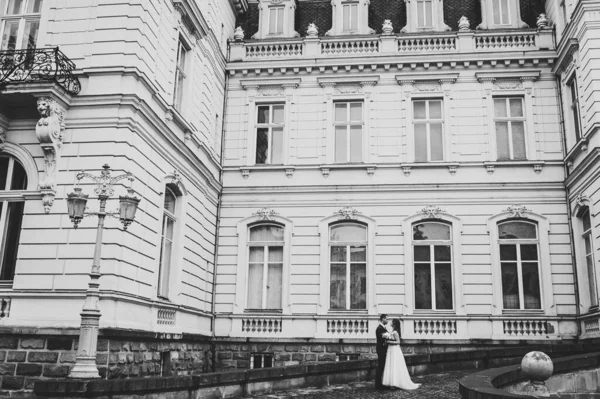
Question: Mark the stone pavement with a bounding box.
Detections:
[244,369,472,399]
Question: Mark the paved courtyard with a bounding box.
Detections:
[244,369,471,398]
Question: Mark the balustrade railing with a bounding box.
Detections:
[413,319,457,336]
[503,319,553,337]
[320,38,379,55]
[242,317,282,334]
[157,308,176,325]
[326,319,369,335]
[475,32,537,50]
[398,35,456,52]
[0,47,80,95]
[0,298,10,319]
[584,317,600,334]
[245,42,303,58]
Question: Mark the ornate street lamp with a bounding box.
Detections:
[66,164,140,379]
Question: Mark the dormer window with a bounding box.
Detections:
[401,0,449,33]
[268,7,284,34]
[253,0,299,39]
[478,0,528,29]
[342,3,359,32]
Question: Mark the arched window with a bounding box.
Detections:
[158,186,179,298]
[329,223,367,310]
[248,224,284,310]
[0,154,28,282]
[581,208,597,307]
[412,221,453,310]
[498,220,541,310]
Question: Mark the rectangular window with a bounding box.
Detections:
[330,246,367,310]
[268,7,284,34]
[413,99,444,162]
[342,3,358,31]
[582,209,597,307]
[1,0,43,51]
[334,102,363,163]
[416,0,433,28]
[500,244,541,310]
[173,39,187,111]
[494,97,526,161]
[158,187,178,299]
[255,104,284,164]
[492,0,510,25]
[250,354,273,369]
[568,78,582,141]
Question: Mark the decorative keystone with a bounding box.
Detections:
[321,167,330,178]
[505,204,530,218]
[486,165,495,174]
[448,165,458,175]
[402,166,411,177]
[421,205,444,219]
[254,208,278,221]
[366,167,375,177]
[533,164,543,174]
[241,169,250,179]
[285,168,294,178]
[336,207,361,220]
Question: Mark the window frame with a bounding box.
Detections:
[567,75,582,143]
[341,2,359,32]
[268,6,284,35]
[254,103,285,165]
[412,98,444,162]
[173,38,189,111]
[492,0,511,25]
[246,223,284,310]
[0,0,43,51]
[493,96,527,161]
[328,222,368,311]
[412,221,454,311]
[581,208,597,308]
[333,100,364,164]
[157,186,178,299]
[416,0,434,29]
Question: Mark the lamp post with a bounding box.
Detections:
[66,164,140,379]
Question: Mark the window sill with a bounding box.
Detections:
[413,310,456,315]
[0,281,13,291]
[501,309,545,316]
[244,309,282,314]
[327,310,368,315]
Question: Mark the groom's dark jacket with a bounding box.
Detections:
[375,324,387,354]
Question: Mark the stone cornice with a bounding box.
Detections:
[395,72,459,85]
[240,78,301,89]
[317,75,379,87]
[172,0,209,38]
[553,38,579,75]
[475,70,540,83]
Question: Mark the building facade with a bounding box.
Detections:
[0,0,598,394]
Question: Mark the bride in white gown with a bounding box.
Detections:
[382,319,421,390]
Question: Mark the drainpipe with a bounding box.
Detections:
[209,43,229,372]
[557,74,582,339]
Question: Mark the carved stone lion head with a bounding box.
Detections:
[36,97,54,118]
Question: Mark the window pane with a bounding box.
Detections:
[414,245,430,262]
[335,103,347,122]
[249,247,264,263]
[350,246,366,262]
[501,0,509,24]
[350,103,362,121]
[22,21,39,50]
[520,244,538,261]
[511,122,526,160]
[264,355,273,367]
[501,263,520,309]
[249,225,284,241]
[429,100,442,119]
[257,106,269,124]
[330,264,346,309]
[255,128,268,164]
[330,224,366,241]
[27,0,43,13]
[350,4,358,30]
[0,201,24,281]
[1,21,19,51]
[495,122,510,160]
[587,253,598,307]
[425,0,433,26]
[585,235,592,255]
[6,0,23,14]
[335,126,347,163]
[583,209,591,232]
[350,263,366,309]
[271,127,283,164]
[434,245,451,262]
[0,158,8,190]
[10,160,27,190]
[342,5,350,31]
[413,223,450,241]
[349,126,362,162]
[277,8,284,33]
[269,8,277,33]
[522,263,541,309]
[268,246,283,263]
[414,264,432,309]
[435,263,453,310]
[430,123,443,161]
[164,217,174,240]
[494,99,507,118]
[498,221,537,239]
[493,0,501,24]
[164,189,176,214]
[414,124,427,162]
[417,1,425,27]
[266,264,282,308]
[509,99,523,117]
[500,244,517,261]
[272,105,284,124]
[331,246,347,262]
[248,264,264,308]
[413,101,426,119]
[158,236,172,297]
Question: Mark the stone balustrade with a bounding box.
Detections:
[229,29,554,62]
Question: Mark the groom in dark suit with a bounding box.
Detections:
[375,314,389,390]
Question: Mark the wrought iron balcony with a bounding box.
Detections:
[0,47,81,95]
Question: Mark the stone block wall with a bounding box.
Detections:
[0,334,212,397]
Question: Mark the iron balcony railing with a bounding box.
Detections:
[0,47,81,95]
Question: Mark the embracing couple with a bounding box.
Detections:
[375,314,421,391]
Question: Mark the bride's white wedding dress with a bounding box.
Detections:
[381,331,420,390]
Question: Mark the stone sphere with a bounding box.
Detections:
[521,351,554,382]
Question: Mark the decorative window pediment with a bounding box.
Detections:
[253,0,299,39]
[172,0,209,39]
[401,0,450,33]
[326,0,374,36]
[477,0,528,30]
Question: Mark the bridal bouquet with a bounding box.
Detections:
[382,332,393,340]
